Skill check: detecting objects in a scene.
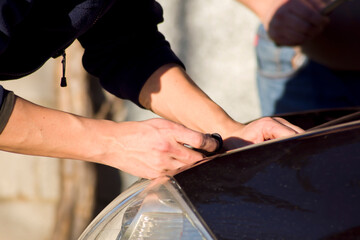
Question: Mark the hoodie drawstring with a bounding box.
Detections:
[60,51,67,87]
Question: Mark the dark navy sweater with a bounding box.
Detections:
[0,0,183,132]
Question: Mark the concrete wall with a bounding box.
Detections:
[0,1,260,239]
[126,0,260,123]
[122,0,261,191]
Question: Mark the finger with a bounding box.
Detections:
[269,12,309,45]
[273,28,307,46]
[262,118,304,140]
[284,13,313,34]
[269,4,327,45]
[191,133,219,153]
[307,0,329,12]
[142,150,194,178]
[169,143,206,165]
[274,25,324,46]
[283,13,327,38]
[271,117,305,133]
[170,124,219,153]
[290,0,327,27]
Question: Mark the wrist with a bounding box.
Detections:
[211,118,245,140]
[77,118,123,164]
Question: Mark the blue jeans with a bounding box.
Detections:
[255,25,360,116]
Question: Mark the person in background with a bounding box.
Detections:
[0,0,302,179]
[236,0,360,116]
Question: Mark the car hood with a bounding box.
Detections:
[173,120,360,239]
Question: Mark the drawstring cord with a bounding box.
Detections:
[60,51,67,87]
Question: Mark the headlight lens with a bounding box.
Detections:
[78,177,215,240]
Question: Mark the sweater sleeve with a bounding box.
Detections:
[78,0,184,108]
[0,0,33,55]
[0,85,15,134]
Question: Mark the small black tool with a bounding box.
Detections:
[184,133,223,156]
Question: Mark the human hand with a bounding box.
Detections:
[98,118,220,179]
[263,0,329,46]
[0,96,220,179]
[221,117,304,150]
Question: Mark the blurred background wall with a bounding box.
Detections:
[0,1,259,239]
[126,0,260,123]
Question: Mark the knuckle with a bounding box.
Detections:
[260,117,273,124]
[151,158,172,175]
[190,134,204,149]
[151,157,164,169]
[155,140,172,153]
[182,151,195,162]
[179,149,202,164]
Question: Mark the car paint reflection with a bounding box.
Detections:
[175,121,360,239]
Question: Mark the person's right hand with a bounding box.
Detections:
[0,96,220,180]
[263,0,329,46]
[96,118,220,179]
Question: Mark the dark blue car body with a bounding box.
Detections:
[174,108,360,239]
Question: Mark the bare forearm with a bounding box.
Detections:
[139,64,244,138]
[0,96,220,179]
[0,96,112,162]
[139,64,304,149]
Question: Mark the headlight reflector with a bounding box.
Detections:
[78,177,215,240]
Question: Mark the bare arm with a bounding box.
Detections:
[0,65,302,179]
[0,96,219,179]
[139,64,303,149]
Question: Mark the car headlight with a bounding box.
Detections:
[78,177,215,240]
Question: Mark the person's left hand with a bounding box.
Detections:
[222,117,304,150]
[263,0,330,46]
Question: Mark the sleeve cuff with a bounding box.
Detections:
[0,90,15,134]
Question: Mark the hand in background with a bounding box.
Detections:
[263,0,329,46]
